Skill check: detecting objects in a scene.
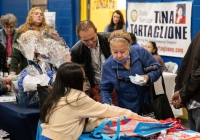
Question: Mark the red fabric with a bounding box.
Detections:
[90,84,117,106]
[159,118,188,132]
[6,36,13,57]
[176,16,186,24]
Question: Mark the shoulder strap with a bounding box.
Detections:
[93,116,128,140]
[138,58,167,101]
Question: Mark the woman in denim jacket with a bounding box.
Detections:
[100,30,162,114]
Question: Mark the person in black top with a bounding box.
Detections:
[71,20,117,105]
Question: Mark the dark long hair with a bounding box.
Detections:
[108,10,125,32]
[149,41,158,55]
[40,62,85,123]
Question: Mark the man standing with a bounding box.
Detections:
[71,20,117,105]
[170,31,200,132]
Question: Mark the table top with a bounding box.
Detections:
[79,130,200,140]
[0,102,40,119]
[0,96,15,102]
[79,133,142,140]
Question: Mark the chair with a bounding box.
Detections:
[165,61,178,74]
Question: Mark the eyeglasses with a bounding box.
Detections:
[83,77,88,83]
[117,76,130,82]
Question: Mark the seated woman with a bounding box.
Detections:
[40,62,156,140]
[100,30,162,114]
[104,10,126,32]
[145,41,167,72]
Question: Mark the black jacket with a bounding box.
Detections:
[71,33,111,87]
[175,31,200,103]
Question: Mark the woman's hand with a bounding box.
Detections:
[170,91,184,109]
[6,85,11,92]
[140,75,149,86]
[66,53,71,62]
[9,72,16,75]
[50,31,61,41]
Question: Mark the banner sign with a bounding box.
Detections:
[127,2,192,58]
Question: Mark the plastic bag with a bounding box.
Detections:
[93,116,174,140]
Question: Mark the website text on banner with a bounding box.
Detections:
[127,2,192,58]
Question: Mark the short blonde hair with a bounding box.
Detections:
[108,30,132,47]
[0,14,17,27]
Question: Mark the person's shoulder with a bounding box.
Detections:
[0,29,4,37]
[97,32,111,39]
[71,40,83,51]
[130,43,144,51]
[66,89,92,105]
[153,54,161,59]
[122,25,126,31]
[104,24,109,32]
[67,89,87,99]
[103,55,113,66]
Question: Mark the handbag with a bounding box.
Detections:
[142,75,174,120]
[37,85,51,110]
[92,116,173,140]
[12,80,39,108]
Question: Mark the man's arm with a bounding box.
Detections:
[71,41,82,63]
[179,66,200,103]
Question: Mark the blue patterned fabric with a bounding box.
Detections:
[47,70,53,85]
[17,68,28,91]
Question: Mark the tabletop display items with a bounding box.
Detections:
[90,117,199,140]
[11,30,69,107]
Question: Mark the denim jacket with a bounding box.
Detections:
[100,44,162,114]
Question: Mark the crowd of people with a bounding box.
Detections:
[0,6,200,140]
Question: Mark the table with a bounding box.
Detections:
[0,102,40,140]
[154,72,183,117]
[79,132,142,140]
[79,130,200,140]
[0,95,15,102]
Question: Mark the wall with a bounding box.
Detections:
[90,0,126,32]
[126,0,200,69]
[0,0,80,48]
[48,0,80,48]
[0,0,31,29]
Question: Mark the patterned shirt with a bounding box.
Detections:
[89,37,106,84]
[85,37,106,90]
